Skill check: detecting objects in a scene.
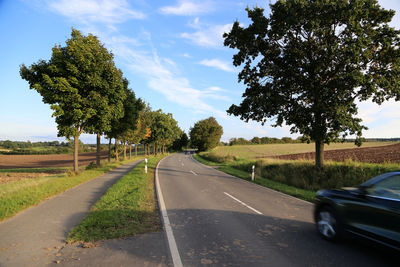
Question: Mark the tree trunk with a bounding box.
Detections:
[135,144,138,156]
[108,138,111,162]
[115,139,119,161]
[315,140,324,168]
[73,135,79,172]
[154,143,158,156]
[123,142,127,161]
[129,144,132,159]
[96,132,101,167]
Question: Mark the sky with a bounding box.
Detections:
[0,0,400,143]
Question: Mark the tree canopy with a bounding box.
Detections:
[190,117,223,151]
[20,28,126,171]
[224,0,400,167]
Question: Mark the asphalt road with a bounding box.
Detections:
[157,153,397,267]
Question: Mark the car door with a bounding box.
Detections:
[362,174,400,248]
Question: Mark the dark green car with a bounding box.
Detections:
[314,172,400,251]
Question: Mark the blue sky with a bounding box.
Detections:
[0,0,400,143]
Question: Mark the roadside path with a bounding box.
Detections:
[0,159,148,267]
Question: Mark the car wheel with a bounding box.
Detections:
[316,206,340,241]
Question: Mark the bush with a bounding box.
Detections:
[199,152,237,163]
[229,159,399,191]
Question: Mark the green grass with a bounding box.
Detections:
[0,157,143,221]
[195,153,400,202]
[218,165,316,202]
[211,142,395,159]
[67,155,165,242]
[0,167,70,173]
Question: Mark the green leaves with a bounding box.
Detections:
[224,0,400,166]
[190,117,223,151]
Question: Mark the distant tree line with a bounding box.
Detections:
[224,137,400,146]
[227,137,301,146]
[0,140,93,155]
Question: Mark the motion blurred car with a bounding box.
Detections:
[314,171,400,251]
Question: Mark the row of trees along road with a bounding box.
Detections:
[20,29,183,172]
[224,0,400,168]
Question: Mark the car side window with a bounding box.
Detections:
[367,175,400,201]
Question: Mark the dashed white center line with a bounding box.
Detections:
[190,170,197,176]
[224,192,263,215]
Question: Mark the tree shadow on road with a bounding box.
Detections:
[50,209,398,267]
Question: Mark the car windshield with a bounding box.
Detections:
[366,175,400,200]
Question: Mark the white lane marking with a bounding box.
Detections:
[190,170,197,176]
[224,192,263,215]
[181,163,184,166]
[191,155,311,205]
[156,157,183,267]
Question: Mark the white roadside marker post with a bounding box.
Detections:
[251,165,255,181]
[145,158,148,173]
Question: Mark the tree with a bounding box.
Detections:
[107,82,144,161]
[172,132,189,151]
[84,50,126,167]
[224,0,400,168]
[147,110,181,155]
[190,117,223,151]
[20,29,124,172]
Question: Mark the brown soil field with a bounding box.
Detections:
[0,151,108,169]
[272,142,400,164]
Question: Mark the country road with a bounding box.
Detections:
[157,153,397,267]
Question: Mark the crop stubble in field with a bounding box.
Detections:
[0,151,108,169]
[273,142,400,163]
[212,142,400,163]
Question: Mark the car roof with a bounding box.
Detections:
[361,171,400,187]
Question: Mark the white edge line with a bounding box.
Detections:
[190,170,197,176]
[191,155,312,205]
[224,192,263,215]
[156,157,183,267]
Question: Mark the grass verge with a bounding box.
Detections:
[195,153,400,203]
[218,165,316,202]
[0,157,143,221]
[0,167,70,173]
[67,155,165,242]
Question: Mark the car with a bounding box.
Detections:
[314,171,400,251]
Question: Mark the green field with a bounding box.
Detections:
[211,142,394,159]
[0,157,143,221]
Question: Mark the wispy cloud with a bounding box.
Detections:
[199,58,235,72]
[181,23,232,47]
[159,0,213,16]
[108,34,229,117]
[48,0,146,25]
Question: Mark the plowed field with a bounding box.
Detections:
[273,142,400,163]
[0,151,108,169]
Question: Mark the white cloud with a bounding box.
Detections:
[108,36,229,118]
[48,0,146,25]
[199,58,235,72]
[181,23,233,47]
[159,0,213,16]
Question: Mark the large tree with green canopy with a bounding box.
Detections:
[224,0,400,168]
[20,28,126,172]
[190,117,223,151]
